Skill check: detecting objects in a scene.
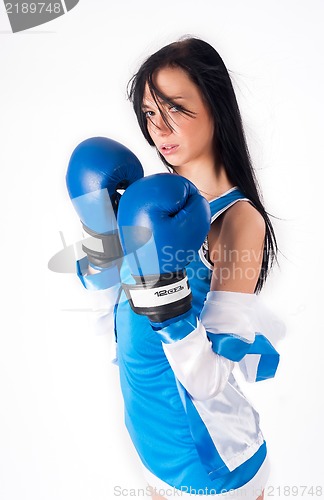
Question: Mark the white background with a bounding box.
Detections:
[0,1,323,499]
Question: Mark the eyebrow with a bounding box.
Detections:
[141,96,185,110]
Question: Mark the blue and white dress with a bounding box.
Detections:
[78,186,285,498]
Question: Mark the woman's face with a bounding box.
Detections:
[142,66,215,170]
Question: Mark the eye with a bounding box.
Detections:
[169,105,181,113]
[143,110,155,118]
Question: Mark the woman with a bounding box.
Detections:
[67,36,284,499]
[118,37,282,499]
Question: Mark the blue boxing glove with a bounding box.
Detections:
[118,174,238,402]
[117,173,211,324]
[66,137,143,291]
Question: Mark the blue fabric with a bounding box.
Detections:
[209,188,249,218]
[176,379,268,484]
[114,187,269,491]
[253,334,280,381]
[207,331,280,380]
[117,286,267,492]
[76,256,120,290]
[150,310,197,343]
[207,332,253,362]
[175,379,230,477]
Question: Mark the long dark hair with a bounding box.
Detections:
[127,36,278,293]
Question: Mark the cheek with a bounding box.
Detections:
[191,119,214,149]
[146,121,155,141]
[200,114,214,144]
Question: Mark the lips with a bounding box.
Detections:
[159,144,179,156]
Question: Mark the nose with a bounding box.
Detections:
[151,113,171,137]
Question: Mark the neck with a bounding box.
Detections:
[174,160,235,201]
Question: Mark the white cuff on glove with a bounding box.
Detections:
[162,319,234,401]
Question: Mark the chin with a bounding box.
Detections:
[163,159,178,170]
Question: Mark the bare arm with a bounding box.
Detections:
[208,201,266,293]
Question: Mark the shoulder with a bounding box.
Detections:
[209,200,265,248]
[222,200,265,240]
[208,200,266,292]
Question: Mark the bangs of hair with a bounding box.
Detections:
[140,69,197,134]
